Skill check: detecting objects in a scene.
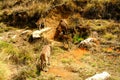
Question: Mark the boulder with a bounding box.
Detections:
[32,27,51,39]
[85,71,110,80]
[78,38,98,49]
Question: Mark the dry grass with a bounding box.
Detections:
[80,50,120,79]
[0,0,120,29]
[103,33,117,40]
[0,41,34,65]
[81,0,120,20]
[0,41,40,79]
[0,61,11,80]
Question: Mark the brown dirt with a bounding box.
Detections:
[41,12,61,40]
[60,48,88,63]
[38,7,82,40]
[44,48,88,80]
[48,66,76,80]
[107,48,113,52]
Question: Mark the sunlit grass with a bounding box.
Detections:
[0,61,11,80]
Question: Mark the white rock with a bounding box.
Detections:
[32,27,51,38]
[32,30,41,38]
[21,30,32,35]
[12,35,17,39]
[80,38,95,43]
[79,38,97,48]
[85,71,110,80]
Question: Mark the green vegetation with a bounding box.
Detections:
[61,58,73,64]
[73,34,84,43]
[13,65,37,80]
[0,41,10,48]
[0,41,37,79]
[0,41,33,64]
[52,46,65,55]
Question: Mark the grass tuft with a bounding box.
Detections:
[0,61,11,80]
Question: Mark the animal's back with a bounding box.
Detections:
[41,45,51,57]
[40,44,51,71]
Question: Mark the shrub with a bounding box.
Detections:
[3,44,20,64]
[13,65,37,80]
[104,0,120,20]
[83,2,104,19]
[103,33,116,40]
[0,41,33,64]
[83,0,120,20]
[0,41,10,48]
[0,0,51,28]
[52,46,65,55]
[73,34,84,44]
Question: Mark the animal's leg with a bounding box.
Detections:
[41,59,44,70]
[48,57,50,65]
[42,57,49,72]
[45,56,48,67]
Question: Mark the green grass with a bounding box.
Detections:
[0,41,34,64]
[0,41,19,63]
[0,41,10,48]
[52,46,65,55]
[73,34,84,43]
[61,58,73,64]
[0,41,41,79]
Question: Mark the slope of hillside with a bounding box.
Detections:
[0,0,120,80]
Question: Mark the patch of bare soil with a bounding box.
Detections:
[43,48,88,80]
[38,15,60,40]
[48,66,77,80]
[60,48,88,63]
[37,5,82,40]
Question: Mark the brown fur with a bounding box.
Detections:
[40,44,51,71]
[54,19,68,41]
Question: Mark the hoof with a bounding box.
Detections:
[43,68,48,72]
[48,63,50,66]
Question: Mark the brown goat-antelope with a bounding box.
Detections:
[54,19,68,41]
[40,44,51,71]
